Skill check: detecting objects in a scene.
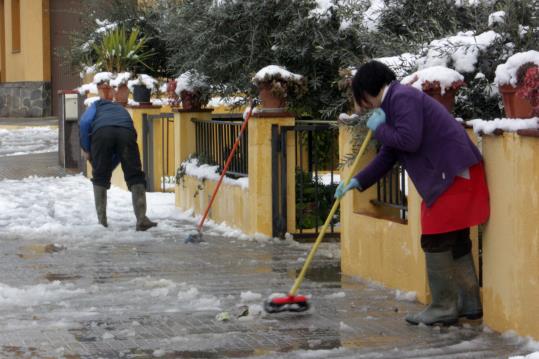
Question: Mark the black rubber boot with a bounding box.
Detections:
[93,185,108,227]
[131,184,157,231]
[455,253,483,319]
[405,251,459,326]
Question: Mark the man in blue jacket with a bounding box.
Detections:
[80,82,157,231]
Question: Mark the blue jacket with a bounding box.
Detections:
[80,100,135,167]
[80,99,134,152]
[354,81,482,207]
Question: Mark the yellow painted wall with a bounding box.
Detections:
[176,175,250,233]
[3,0,50,82]
[339,128,429,302]
[482,133,539,339]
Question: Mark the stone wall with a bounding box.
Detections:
[0,82,52,117]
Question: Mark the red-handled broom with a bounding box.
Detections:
[185,101,255,243]
[263,129,373,313]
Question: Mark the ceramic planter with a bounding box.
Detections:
[132,84,151,104]
[257,83,286,109]
[499,84,533,119]
[113,84,129,106]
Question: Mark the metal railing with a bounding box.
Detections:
[192,116,248,177]
[371,164,408,221]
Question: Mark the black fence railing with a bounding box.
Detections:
[192,116,248,177]
[371,164,408,221]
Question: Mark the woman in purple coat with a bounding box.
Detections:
[335,61,490,326]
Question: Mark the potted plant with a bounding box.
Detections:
[110,72,132,106]
[516,65,539,117]
[252,65,307,109]
[494,51,539,118]
[92,72,114,100]
[402,66,465,113]
[128,74,158,104]
[91,26,155,105]
[175,70,210,111]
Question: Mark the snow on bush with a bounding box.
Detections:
[175,70,209,95]
[494,50,539,87]
[418,30,501,73]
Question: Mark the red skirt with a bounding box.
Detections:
[421,162,490,235]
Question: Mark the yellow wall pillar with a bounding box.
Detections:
[482,132,539,340]
[339,128,429,303]
[248,111,295,237]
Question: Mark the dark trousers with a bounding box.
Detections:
[91,126,146,190]
[421,228,472,259]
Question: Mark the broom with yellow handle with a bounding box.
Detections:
[263,129,373,313]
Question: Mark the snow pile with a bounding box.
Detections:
[418,31,501,73]
[402,66,464,95]
[467,118,539,135]
[488,11,506,27]
[77,83,98,95]
[93,72,114,84]
[494,50,539,87]
[0,127,58,157]
[181,158,249,189]
[84,96,100,107]
[0,281,86,306]
[128,74,158,92]
[110,72,132,87]
[252,65,303,84]
[395,289,416,302]
[240,291,262,302]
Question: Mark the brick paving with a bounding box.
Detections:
[0,145,535,358]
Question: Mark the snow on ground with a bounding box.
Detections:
[0,127,58,157]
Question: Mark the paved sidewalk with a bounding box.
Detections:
[0,116,58,127]
[0,152,535,358]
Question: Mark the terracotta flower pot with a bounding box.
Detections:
[499,84,534,119]
[166,79,180,107]
[257,83,286,109]
[97,83,113,101]
[423,88,457,113]
[180,90,203,111]
[113,84,129,106]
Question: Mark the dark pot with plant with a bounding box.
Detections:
[175,70,210,111]
[252,65,307,110]
[129,74,157,105]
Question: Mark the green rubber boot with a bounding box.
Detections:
[455,253,483,319]
[93,185,108,227]
[131,184,157,231]
[406,251,459,326]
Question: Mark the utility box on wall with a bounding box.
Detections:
[58,90,85,172]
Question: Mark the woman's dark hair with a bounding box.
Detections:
[351,60,396,104]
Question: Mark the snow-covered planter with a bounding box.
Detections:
[494,50,539,119]
[128,74,158,105]
[92,72,114,100]
[110,72,132,106]
[402,66,465,113]
[175,70,210,111]
[252,65,307,109]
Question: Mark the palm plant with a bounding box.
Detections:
[93,27,154,73]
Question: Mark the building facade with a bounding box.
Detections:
[0,0,82,117]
